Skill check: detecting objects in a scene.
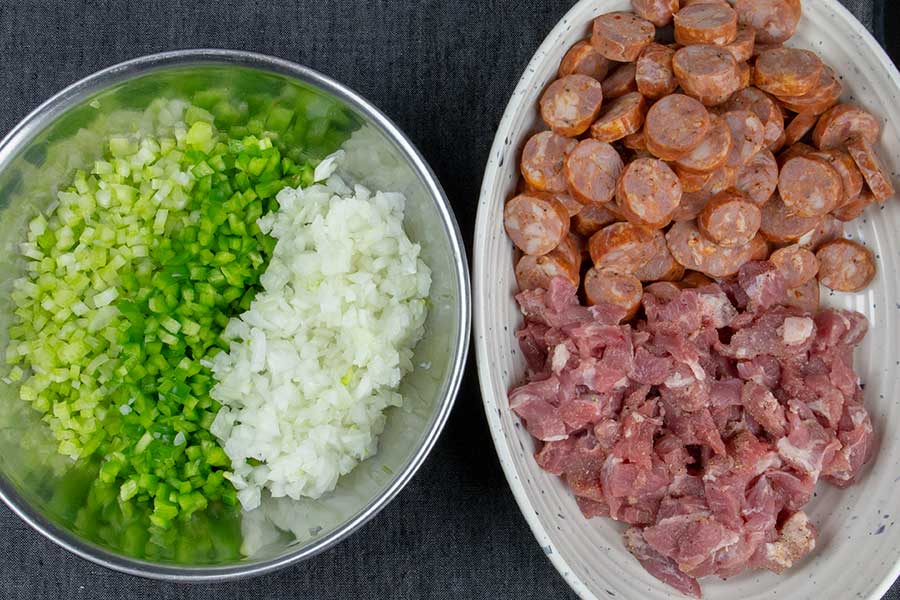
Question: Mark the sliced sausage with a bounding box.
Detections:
[540,75,605,136]
[725,27,756,63]
[811,149,865,206]
[675,167,714,193]
[573,203,620,237]
[644,281,683,302]
[521,131,578,194]
[723,110,766,169]
[588,222,660,273]
[674,3,738,46]
[591,12,656,63]
[559,40,612,81]
[812,104,881,150]
[782,278,820,312]
[666,220,755,278]
[778,155,843,217]
[632,0,680,27]
[583,267,643,320]
[738,62,752,90]
[615,158,683,229]
[697,191,762,247]
[555,193,584,217]
[777,66,843,116]
[723,87,785,152]
[782,113,818,147]
[831,190,875,222]
[564,139,626,205]
[636,44,678,100]
[735,150,778,206]
[846,136,896,203]
[749,233,772,261]
[672,164,737,221]
[515,250,580,291]
[602,63,638,100]
[674,113,732,173]
[681,271,717,290]
[798,215,844,253]
[672,44,742,106]
[734,0,801,45]
[504,192,571,256]
[673,189,712,222]
[681,0,730,7]
[759,193,820,244]
[623,131,648,152]
[754,48,823,98]
[634,235,686,282]
[776,142,816,168]
[816,239,876,292]
[769,245,819,288]
[591,92,648,143]
[645,94,711,160]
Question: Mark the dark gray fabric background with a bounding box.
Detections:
[0,1,895,598]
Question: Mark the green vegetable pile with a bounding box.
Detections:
[3,86,354,558]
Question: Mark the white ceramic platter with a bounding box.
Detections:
[474,1,900,598]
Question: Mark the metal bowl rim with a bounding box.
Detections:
[0,48,471,582]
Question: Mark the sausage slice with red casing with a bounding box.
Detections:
[666,220,755,278]
[559,40,612,81]
[515,235,582,291]
[589,222,660,273]
[697,190,762,247]
[725,27,756,62]
[832,190,875,222]
[615,157,683,229]
[520,131,577,194]
[816,239,876,292]
[634,234,685,282]
[735,150,778,206]
[564,139,625,205]
[636,43,678,100]
[591,92,648,143]
[674,113,732,173]
[722,110,766,169]
[777,66,843,115]
[504,192,571,256]
[770,244,819,288]
[812,149,865,206]
[644,94,711,160]
[673,44,742,106]
[632,0,680,27]
[583,267,644,320]
[674,3,738,46]
[602,63,638,99]
[591,12,656,62]
[754,48,823,97]
[724,87,785,152]
[812,104,881,150]
[778,155,843,217]
[573,203,620,237]
[845,136,896,203]
[783,113,818,147]
[540,75,605,136]
[759,193,821,244]
[734,0,801,45]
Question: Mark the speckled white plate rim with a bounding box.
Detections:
[473,1,900,599]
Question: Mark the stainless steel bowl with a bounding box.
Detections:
[0,49,470,580]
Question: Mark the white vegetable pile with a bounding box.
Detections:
[208,152,431,510]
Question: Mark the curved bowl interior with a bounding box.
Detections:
[475,1,900,599]
[0,51,469,579]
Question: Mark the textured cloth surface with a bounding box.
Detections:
[0,1,893,598]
